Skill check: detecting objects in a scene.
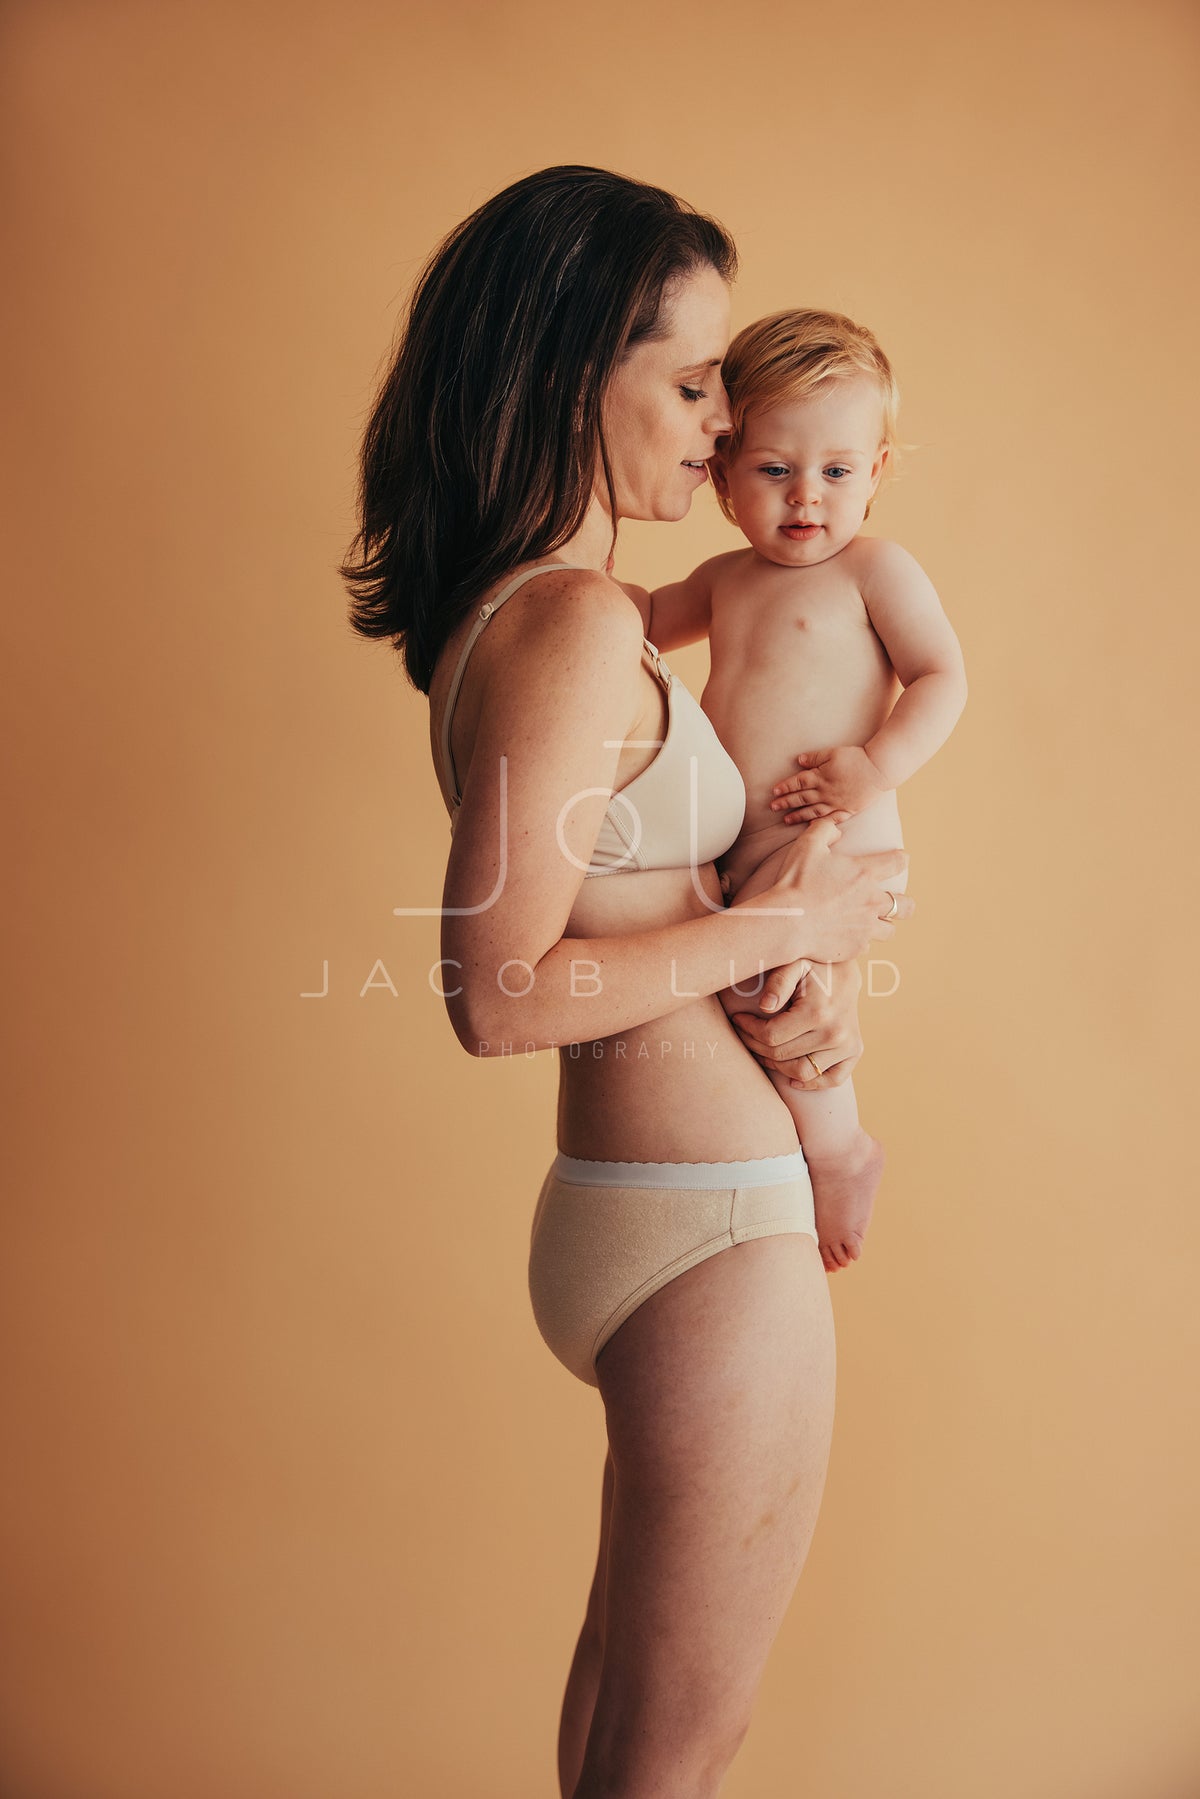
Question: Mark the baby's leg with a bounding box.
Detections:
[718,829,908,1273]
[717,971,884,1272]
[772,1066,885,1274]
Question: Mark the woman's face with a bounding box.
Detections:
[599,263,733,523]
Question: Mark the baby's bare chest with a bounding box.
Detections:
[709,565,887,691]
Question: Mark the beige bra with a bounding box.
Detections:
[436,562,746,876]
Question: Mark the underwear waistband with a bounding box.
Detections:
[550,1149,809,1191]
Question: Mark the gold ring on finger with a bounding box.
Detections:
[881,890,899,921]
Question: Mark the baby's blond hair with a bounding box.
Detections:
[714,308,900,525]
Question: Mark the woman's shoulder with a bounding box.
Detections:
[479,560,646,666]
[430,561,645,745]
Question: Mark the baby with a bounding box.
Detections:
[625,309,967,1273]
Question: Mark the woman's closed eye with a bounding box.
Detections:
[680,384,707,402]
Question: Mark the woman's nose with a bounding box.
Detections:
[707,377,733,436]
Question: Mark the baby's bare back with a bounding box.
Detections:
[701,542,905,899]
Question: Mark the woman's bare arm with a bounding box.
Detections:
[439,570,896,1055]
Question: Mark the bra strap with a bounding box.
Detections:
[641,637,672,693]
[439,562,593,803]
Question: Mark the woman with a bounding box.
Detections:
[341,166,913,1799]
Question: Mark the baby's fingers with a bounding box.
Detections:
[770,780,816,809]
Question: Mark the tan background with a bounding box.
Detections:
[2,2,1197,1795]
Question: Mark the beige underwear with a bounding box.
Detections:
[527,1151,817,1387]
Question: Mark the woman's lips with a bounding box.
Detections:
[682,462,709,483]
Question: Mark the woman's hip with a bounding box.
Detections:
[527,1151,817,1388]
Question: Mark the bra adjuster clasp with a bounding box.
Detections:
[645,639,672,687]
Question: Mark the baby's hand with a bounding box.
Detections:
[769,746,890,823]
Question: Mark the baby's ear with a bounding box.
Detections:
[708,450,732,498]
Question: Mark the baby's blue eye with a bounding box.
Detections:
[825,466,852,479]
[759,464,788,478]
[680,385,706,402]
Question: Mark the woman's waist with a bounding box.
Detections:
[549,1146,810,1190]
[556,998,739,1076]
[563,858,728,937]
[555,1002,802,1163]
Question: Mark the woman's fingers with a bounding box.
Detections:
[728,1011,783,1053]
[786,1050,857,1091]
[804,815,843,847]
[730,1006,860,1073]
[860,847,910,880]
[730,1005,821,1053]
[757,957,813,1014]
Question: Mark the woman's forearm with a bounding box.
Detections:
[447,899,803,1055]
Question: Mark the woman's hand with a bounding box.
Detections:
[751,816,914,965]
[728,957,864,1092]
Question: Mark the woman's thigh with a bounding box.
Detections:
[585,1231,836,1783]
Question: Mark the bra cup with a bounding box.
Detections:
[437,583,746,876]
[585,680,745,876]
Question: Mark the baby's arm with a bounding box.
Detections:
[772,540,968,823]
[858,540,968,785]
[616,557,718,653]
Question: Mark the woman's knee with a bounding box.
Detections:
[580,1685,755,1799]
[579,1238,834,1794]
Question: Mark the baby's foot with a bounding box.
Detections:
[805,1131,886,1273]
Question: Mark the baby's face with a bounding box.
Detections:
[713,375,889,566]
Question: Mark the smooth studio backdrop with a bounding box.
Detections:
[3,3,1197,1796]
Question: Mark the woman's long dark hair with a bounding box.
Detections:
[338,165,738,693]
